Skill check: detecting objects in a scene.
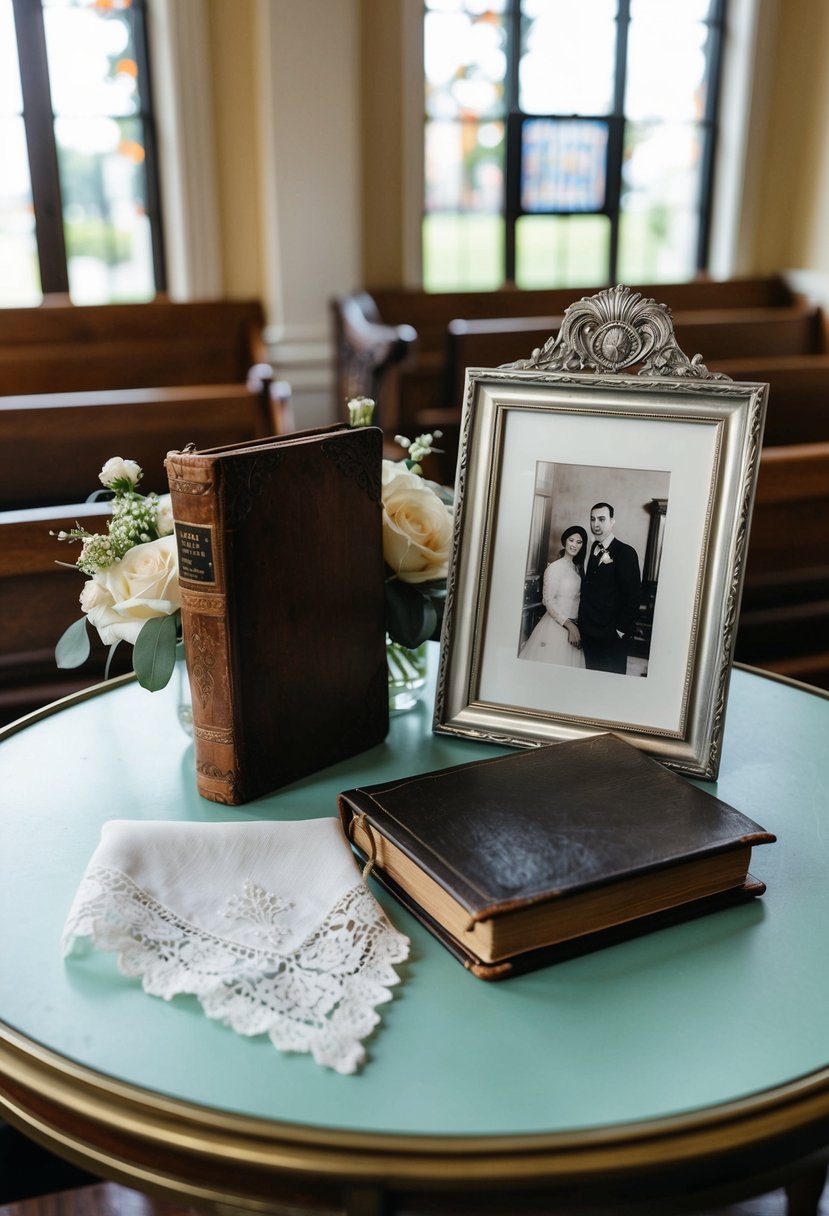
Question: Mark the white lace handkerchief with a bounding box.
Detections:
[61,817,410,1074]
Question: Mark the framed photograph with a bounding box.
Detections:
[434,286,768,779]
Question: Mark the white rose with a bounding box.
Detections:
[99,457,142,489]
[381,460,453,584]
[81,534,181,645]
[155,493,175,536]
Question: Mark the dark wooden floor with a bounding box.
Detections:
[0,1185,193,1216]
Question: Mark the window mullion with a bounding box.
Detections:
[695,0,727,270]
[133,0,167,294]
[11,0,68,295]
[504,0,522,284]
[607,0,631,284]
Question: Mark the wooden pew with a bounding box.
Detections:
[707,354,829,445]
[366,274,798,355]
[0,298,270,394]
[736,441,829,689]
[332,276,801,432]
[446,304,825,411]
[0,502,128,726]
[0,384,277,509]
[0,298,295,509]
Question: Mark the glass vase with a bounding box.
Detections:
[175,644,194,736]
[386,636,427,714]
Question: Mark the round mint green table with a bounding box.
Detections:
[1,656,829,1215]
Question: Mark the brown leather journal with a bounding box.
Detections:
[166,425,388,804]
[338,734,775,979]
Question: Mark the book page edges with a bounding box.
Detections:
[344,810,757,963]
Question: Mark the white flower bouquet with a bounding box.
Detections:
[348,397,453,649]
[54,457,181,691]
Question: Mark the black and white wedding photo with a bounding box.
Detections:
[517,461,671,679]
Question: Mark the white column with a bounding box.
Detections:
[254,0,362,426]
[148,0,223,299]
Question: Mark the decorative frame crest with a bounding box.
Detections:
[433,286,768,779]
[506,284,728,379]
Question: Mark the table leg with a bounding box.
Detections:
[343,1187,392,1216]
[785,1165,828,1216]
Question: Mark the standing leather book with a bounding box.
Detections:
[338,734,776,979]
[166,425,388,804]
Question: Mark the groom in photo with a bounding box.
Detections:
[577,502,642,675]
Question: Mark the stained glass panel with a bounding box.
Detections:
[425,4,508,121]
[425,119,504,212]
[522,119,607,212]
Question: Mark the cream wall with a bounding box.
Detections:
[747,0,829,278]
[205,0,264,304]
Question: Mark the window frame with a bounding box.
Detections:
[10,0,166,300]
[422,0,728,290]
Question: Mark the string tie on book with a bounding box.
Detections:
[354,812,378,880]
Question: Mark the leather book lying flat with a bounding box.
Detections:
[338,734,775,979]
[166,425,388,805]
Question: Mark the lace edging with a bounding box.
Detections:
[61,865,410,1075]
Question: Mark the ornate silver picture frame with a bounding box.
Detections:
[433,286,768,779]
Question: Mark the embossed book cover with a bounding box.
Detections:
[166,426,388,804]
[339,734,775,978]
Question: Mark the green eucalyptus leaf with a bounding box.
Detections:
[133,613,178,691]
[55,617,90,669]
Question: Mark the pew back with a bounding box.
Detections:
[736,441,829,688]
[0,385,269,509]
[332,277,803,438]
[0,502,126,724]
[0,298,269,394]
[708,355,829,446]
[447,305,825,411]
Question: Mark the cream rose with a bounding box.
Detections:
[381,460,452,584]
[80,534,181,645]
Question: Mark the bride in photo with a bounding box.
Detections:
[520,525,587,668]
